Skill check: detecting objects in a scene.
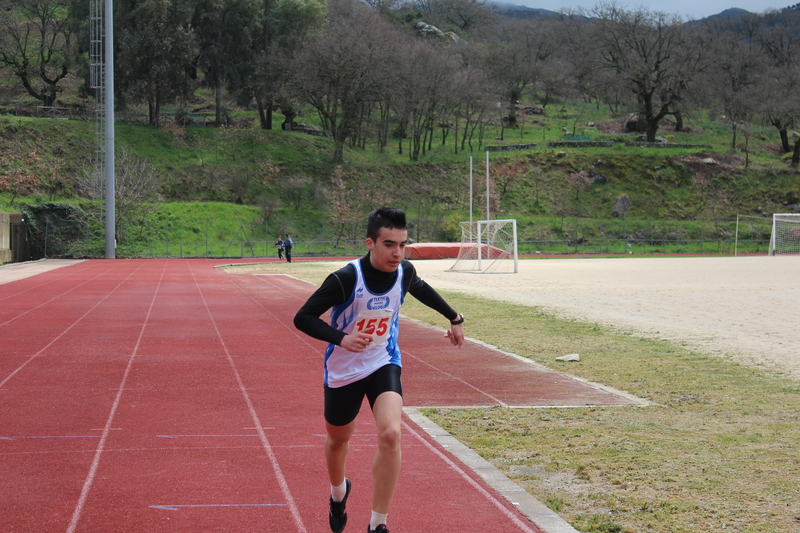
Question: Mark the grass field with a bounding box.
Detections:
[225,259,800,533]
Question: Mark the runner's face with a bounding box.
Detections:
[367,227,408,273]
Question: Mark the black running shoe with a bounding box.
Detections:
[367,525,389,533]
[329,479,351,533]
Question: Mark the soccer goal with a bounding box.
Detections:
[448,219,518,274]
[768,213,800,255]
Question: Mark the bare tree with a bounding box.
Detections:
[701,17,766,149]
[291,0,400,163]
[391,39,457,160]
[575,3,701,142]
[750,9,800,153]
[0,0,73,106]
[435,0,496,33]
[74,146,163,240]
[482,19,555,127]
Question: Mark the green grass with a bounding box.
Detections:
[2,95,798,260]
[240,262,800,533]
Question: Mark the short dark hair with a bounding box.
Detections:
[367,207,407,241]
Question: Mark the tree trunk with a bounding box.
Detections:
[255,94,268,129]
[645,119,659,143]
[333,137,345,164]
[792,137,800,167]
[215,74,223,125]
[673,110,684,132]
[779,128,791,153]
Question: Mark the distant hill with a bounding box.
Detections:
[490,1,559,19]
[694,7,752,22]
[490,2,765,22]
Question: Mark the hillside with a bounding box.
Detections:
[1,102,798,260]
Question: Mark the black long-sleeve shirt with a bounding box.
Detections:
[294,255,457,346]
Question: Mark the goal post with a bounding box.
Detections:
[448,219,518,274]
[769,213,800,255]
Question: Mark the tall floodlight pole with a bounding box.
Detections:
[485,151,490,221]
[104,0,115,258]
[469,156,473,226]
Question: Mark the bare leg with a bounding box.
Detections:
[325,419,356,487]
[370,391,403,514]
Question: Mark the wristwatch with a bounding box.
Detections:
[450,313,465,325]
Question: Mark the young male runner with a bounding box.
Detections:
[294,207,465,533]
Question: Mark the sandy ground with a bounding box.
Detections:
[0,258,85,284]
[412,256,800,379]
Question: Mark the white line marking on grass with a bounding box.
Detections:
[66,261,165,533]
[190,260,308,533]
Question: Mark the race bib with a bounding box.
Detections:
[354,308,394,346]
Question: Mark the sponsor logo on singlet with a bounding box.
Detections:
[367,296,390,310]
[356,287,365,299]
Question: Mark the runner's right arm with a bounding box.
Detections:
[293,267,356,346]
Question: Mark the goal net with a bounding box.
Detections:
[769,213,800,255]
[448,219,518,274]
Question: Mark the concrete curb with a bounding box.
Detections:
[404,407,580,533]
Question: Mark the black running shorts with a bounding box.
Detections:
[324,364,403,427]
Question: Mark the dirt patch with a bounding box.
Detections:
[412,256,800,379]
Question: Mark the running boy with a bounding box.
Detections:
[294,207,465,533]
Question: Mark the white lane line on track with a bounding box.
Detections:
[150,503,287,511]
[401,417,541,533]
[66,260,164,533]
[403,348,509,407]
[0,261,112,327]
[0,260,93,302]
[0,262,135,390]
[190,260,308,533]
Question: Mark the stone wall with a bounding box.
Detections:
[624,142,713,149]
[485,143,538,152]
[0,212,29,264]
[0,212,11,264]
[547,141,616,148]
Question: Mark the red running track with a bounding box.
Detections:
[0,259,638,532]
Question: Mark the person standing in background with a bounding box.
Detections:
[285,234,294,262]
[275,235,285,261]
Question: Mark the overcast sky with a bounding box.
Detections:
[512,0,788,19]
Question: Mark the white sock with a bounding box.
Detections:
[331,479,347,502]
[369,511,387,529]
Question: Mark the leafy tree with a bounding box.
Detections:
[192,0,259,125]
[0,0,74,106]
[245,0,326,130]
[115,0,196,125]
